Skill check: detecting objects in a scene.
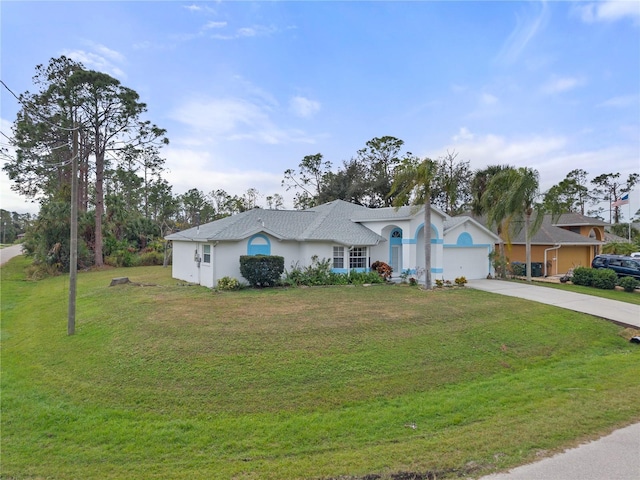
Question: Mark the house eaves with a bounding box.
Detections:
[444,216,502,243]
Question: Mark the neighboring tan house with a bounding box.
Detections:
[479,213,606,276]
[166,199,501,288]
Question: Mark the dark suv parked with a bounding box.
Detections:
[591,254,640,280]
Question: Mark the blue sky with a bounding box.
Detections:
[1,1,639,220]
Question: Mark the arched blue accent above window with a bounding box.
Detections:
[456,232,473,246]
[390,228,403,243]
[415,223,440,241]
[247,234,271,256]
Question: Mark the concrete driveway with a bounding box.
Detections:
[469,278,640,480]
[0,244,23,266]
[467,279,640,328]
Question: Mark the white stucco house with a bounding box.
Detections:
[165,199,501,287]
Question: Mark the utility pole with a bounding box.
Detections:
[68,122,78,336]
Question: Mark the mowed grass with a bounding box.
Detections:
[2,258,639,480]
[528,279,640,305]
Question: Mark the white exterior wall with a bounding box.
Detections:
[359,214,446,278]
[171,241,200,284]
[173,236,342,287]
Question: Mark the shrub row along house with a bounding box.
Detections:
[166,199,501,287]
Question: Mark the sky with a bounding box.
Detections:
[1,0,639,221]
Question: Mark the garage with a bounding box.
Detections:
[443,246,492,280]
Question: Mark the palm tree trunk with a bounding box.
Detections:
[525,212,531,282]
[424,198,432,289]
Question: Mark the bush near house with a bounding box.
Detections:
[371,260,393,280]
[591,268,618,290]
[618,276,640,292]
[571,266,594,287]
[239,255,285,288]
[217,276,242,291]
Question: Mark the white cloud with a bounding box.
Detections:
[64,46,127,79]
[577,1,640,24]
[204,21,227,30]
[540,76,585,94]
[436,128,639,199]
[289,96,321,118]
[0,118,39,214]
[495,1,549,64]
[183,4,217,15]
[171,95,317,146]
[212,24,278,40]
[597,94,639,108]
[163,147,294,207]
[480,93,499,106]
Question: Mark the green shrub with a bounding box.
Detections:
[217,276,241,291]
[239,255,284,288]
[617,276,640,292]
[138,251,164,266]
[348,270,384,285]
[510,262,526,277]
[571,266,594,287]
[591,268,618,290]
[283,257,333,286]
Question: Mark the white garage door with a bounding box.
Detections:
[443,247,490,280]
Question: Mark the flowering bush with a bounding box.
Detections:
[371,261,393,280]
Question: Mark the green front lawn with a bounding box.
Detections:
[2,258,639,479]
[528,278,640,305]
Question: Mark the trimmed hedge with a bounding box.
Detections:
[591,268,618,290]
[239,255,284,288]
[617,276,639,292]
[570,266,594,287]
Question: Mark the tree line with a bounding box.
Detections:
[2,56,638,275]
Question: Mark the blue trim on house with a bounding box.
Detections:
[443,243,492,249]
[432,268,443,273]
[247,234,271,255]
[456,232,473,246]
[415,223,440,241]
[403,238,416,245]
[389,228,403,270]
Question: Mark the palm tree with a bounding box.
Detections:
[471,165,513,278]
[389,156,438,289]
[484,167,543,282]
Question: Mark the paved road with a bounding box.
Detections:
[0,244,23,266]
[467,279,640,328]
[469,278,640,480]
[480,423,640,480]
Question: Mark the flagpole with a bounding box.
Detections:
[630,198,632,242]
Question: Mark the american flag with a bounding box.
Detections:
[611,193,629,208]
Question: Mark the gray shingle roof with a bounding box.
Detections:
[165,200,386,246]
[552,213,609,227]
[467,213,604,245]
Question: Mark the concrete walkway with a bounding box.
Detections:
[467,279,640,328]
[469,278,640,480]
[0,244,23,266]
